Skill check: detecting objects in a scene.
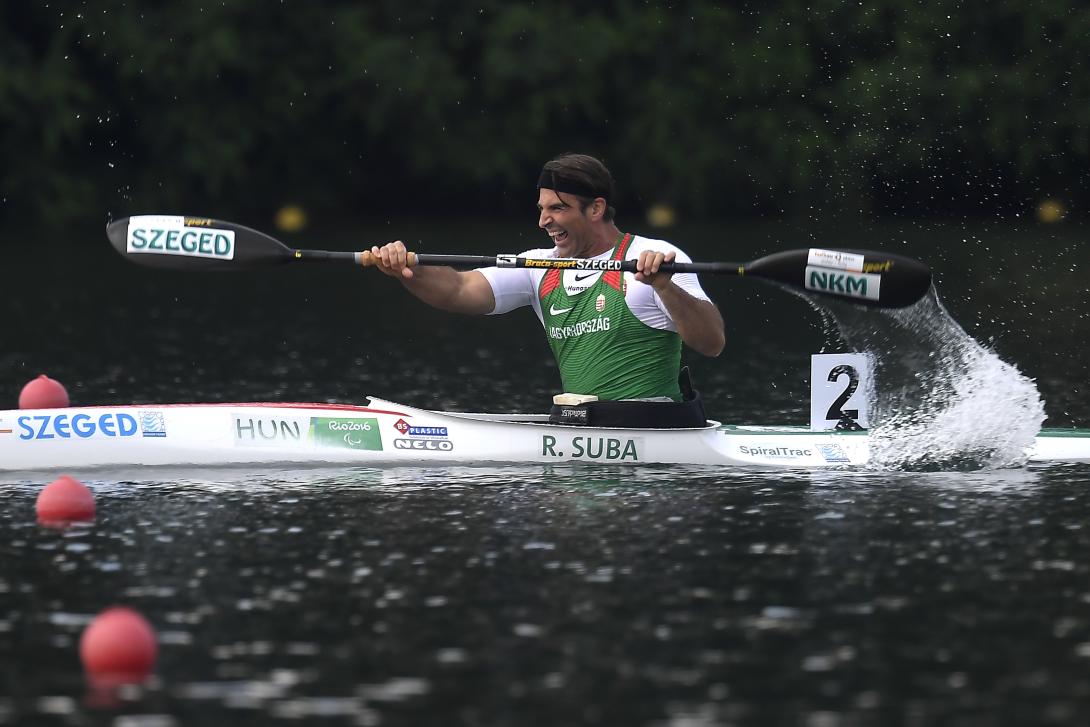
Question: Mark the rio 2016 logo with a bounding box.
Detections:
[311,417,382,450]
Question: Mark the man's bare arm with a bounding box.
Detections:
[635,249,725,357]
[370,242,495,315]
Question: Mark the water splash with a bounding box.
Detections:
[816,288,1045,471]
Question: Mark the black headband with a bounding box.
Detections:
[537,169,609,201]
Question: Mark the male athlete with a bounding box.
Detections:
[370,153,724,426]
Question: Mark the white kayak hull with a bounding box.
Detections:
[1,397,1088,473]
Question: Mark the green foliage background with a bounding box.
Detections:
[2,1,1087,227]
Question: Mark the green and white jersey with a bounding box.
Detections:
[478,233,712,401]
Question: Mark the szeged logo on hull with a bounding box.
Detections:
[14,411,167,440]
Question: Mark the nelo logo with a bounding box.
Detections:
[394,439,453,451]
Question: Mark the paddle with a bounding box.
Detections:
[106,215,932,308]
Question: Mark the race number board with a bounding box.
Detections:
[810,353,872,431]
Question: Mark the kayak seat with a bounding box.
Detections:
[548,367,707,429]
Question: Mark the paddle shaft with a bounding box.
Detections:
[293,249,745,274]
[416,253,742,274]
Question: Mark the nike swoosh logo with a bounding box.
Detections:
[549,305,573,315]
[574,273,597,281]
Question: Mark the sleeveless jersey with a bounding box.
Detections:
[537,234,683,400]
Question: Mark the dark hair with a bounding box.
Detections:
[538,153,617,223]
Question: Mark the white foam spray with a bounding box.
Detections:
[816,288,1045,471]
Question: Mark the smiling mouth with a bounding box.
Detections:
[548,229,569,244]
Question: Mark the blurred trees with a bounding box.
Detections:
[1,0,1087,229]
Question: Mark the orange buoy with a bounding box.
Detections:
[19,374,70,409]
[36,475,95,524]
[79,607,158,682]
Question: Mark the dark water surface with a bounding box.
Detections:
[3,218,1090,725]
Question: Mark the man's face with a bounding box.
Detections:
[537,188,596,257]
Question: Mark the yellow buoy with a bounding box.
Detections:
[274,204,308,232]
[646,203,677,228]
[1036,199,1066,224]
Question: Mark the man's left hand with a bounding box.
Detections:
[634,250,676,291]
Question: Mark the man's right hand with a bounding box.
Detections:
[370,241,415,279]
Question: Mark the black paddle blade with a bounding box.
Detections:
[746,248,932,308]
[106,215,294,271]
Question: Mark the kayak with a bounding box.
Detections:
[1,397,1088,473]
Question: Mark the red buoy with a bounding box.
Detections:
[19,374,70,409]
[36,475,95,524]
[79,607,158,682]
